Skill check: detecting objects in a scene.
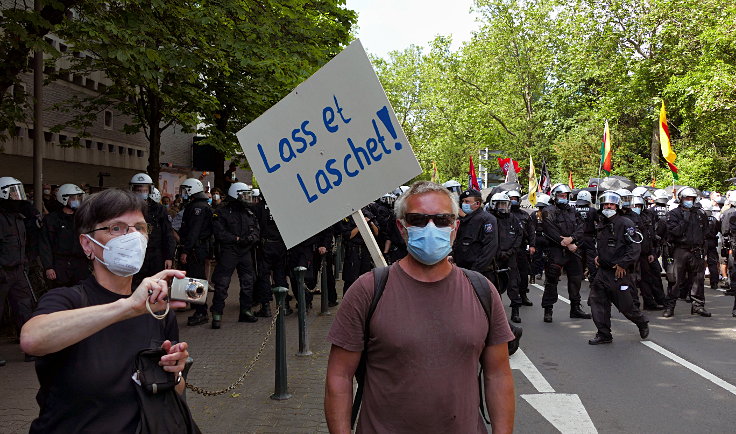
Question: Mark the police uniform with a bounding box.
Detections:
[0,200,35,333]
[210,199,260,321]
[307,224,339,306]
[511,206,536,302]
[541,202,589,317]
[723,206,736,294]
[589,213,648,343]
[252,199,289,314]
[451,207,498,273]
[490,209,524,312]
[574,202,598,281]
[40,210,90,288]
[665,204,709,315]
[532,207,547,276]
[179,195,213,321]
[133,200,175,286]
[633,207,667,309]
[341,210,376,292]
[704,210,720,288]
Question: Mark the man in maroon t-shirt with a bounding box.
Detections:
[324,181,515,434]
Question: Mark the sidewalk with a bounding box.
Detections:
[0,278,343,434]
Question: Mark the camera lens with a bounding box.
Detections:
[185,280,204,299]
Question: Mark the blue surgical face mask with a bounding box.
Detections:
[461,203,473,214]
[403,221,453,265]
[207,198,213,205]
[182,193,189,201]
[510,200,519,206]
[632,207,642,214]
[68,200,81,210]
[557,198,568,205]
[682,200,693,208]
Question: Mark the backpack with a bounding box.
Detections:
[350,266,500,428]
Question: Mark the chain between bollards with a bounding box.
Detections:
[271,286,291,400]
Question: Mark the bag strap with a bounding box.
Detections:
[460,267,494,424]
[351,265,390,428]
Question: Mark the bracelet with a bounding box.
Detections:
[145,298,170,320]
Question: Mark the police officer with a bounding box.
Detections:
[574,190,598,282]
[532,193,551,279]
[252,190,291,316]
[308,224,339,307]
[40,184,90,288]
[722,191,736,295]
[729,210,736,316]
[452,189,498,272]
[210,183,260,328]
[341,208,378,292]
[664,187,710,317]
[588,191,649,344]
[129,174,175,287]
[489,192,523,323]
[0,177,36,364]
[629,195,666,309]
[508,190,535,306]
[178,178,214,326]
[541,184,591,322]
[700,199,721,289]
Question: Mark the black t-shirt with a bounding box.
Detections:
[29,277,179,434]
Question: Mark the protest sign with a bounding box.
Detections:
[237,39,422,249]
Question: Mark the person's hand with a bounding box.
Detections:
[561,236,573,247]
[594,256,599,267]
[567,243,578,252]
[164,260,173,269]
[45,269,57,280]
[529,247,536,255]
[159,340,189,374]
[614,264,626,279]
[125,269,187,317]
[179,253,187,265]
[318,247,327,255]
[647,255,655,263]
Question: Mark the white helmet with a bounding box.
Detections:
[677,186,698,201]
[0,177,26,200]
[653,189,669,204]
[56,183,85,207]
[228,182,252,202]
[393,185,410,196]
[631,186,648,197]
[251,188,261,198]
[149,187,162,203]
[550,184,572,204]
[507,190,521,199]
[491,192,511,213]
[700,198,713,211]
[180,178,204,199]
[129,173,153,200]
[615,188,633,208]
[442,180,462,195]
[599,191,622,208]
[727,190,736,205]
[631,195,646,208]
[536,194,551,207]
[576,190,592,205]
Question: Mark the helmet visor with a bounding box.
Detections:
[6,184,26,201]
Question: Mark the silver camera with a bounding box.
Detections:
[170,277,209,304]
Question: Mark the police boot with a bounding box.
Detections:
[690,305,711,317]
[239,310,258,323]
[638,322,649,339]
[662,307,674,318]
[254,303,272,317]
[187,312,209,326]
[543,307,553,323]
[511,306,521,323]
[211,314,222,329]
[521,293,534,306]
[588,333,613,345]
[570,303,592,319]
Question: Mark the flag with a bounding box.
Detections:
[600,120,612,175]
[468,156,481,191]
[568,171,575,189]
[659,101,678,180]
[505,166,519,184]
[497,157,521,175]
[431,161,438,183]
[528,155,537,206]
[539,161,551,194]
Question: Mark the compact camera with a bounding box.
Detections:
[170,277,209,304]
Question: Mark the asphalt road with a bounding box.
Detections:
[504,277,736,433]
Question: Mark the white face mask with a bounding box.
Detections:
[85,231,148,277]
[601,209,617,218]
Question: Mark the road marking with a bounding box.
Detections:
[509,349,555,392]
[531,283,570,304]
[641,341,736,396]
[521,394,597,433]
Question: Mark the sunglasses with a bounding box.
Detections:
[404,213,456,228]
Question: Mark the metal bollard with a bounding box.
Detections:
[320,257,331,316]
[335,237,343,279]
[270,286,292,400]
[294,266,312,356]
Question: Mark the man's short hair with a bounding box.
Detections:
[394,181,459,221]
[75,189,147,235]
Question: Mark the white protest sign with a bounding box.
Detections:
[236,39,422,249]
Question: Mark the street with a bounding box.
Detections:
[1,274,735,433]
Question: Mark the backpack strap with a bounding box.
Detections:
[351,266,390,428]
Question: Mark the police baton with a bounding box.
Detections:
[23,270,38,305]
[541,232,583,260]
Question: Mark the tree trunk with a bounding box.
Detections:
[147,122,162,185]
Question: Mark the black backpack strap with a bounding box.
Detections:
[351,266,390,428]
[460,267,494,424]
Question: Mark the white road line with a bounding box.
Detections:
[641,341,736,397]
[521,394,598,433]
[531,283,570,304]
[509,349,556,393]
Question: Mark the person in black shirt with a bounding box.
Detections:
[20,189,192,433]
[452,189,498,272]
[252,192,291,315]
[488,192,524,323]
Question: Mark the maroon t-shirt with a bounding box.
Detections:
[328,262,514,433]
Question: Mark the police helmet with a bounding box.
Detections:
[252,188,261,198]
[653,189,669,204]
[677,186,698,201]
[700,198,714,211]
[56,183,85,206]
[491,192,511,213]
[0,177,26,200]
[149,187,162,203]
[507,190,521,199]
[631,195,646,209]
[576,190,592,205]
[442,180,462,195]
[727,190,736,205]
[550,184,572,203]
[180,178,204,200]
[599,191,622,208]
[228,182,252,202]
[631,186,648,197]
[615,188,632,208]
[536,194,551,208]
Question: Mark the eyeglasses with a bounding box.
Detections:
[86,221,151,236]
[404,213,456,228]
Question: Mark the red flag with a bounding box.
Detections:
[568,171,575,189]
[469,156,481,191]
[497,157,521,175]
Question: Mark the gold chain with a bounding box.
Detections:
[185,306,280,396]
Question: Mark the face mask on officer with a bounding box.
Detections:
[461,203,473,214]
[682,199,694,208]
[213,194,220,201]
[510,198,520,207]
[556,193,568,205]
[632,206,642,215]
[601,208,617,218]
[68,199,81,210]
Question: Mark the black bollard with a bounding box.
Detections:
[294,267,312,356]
[320,257,331,316]
[270,286,291,400]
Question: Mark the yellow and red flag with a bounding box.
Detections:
[659,101,678,180]
[528,155,537,206]
[600,120,612,175]
[568,171,575,189]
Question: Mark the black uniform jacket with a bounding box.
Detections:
[595,214,641,271]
